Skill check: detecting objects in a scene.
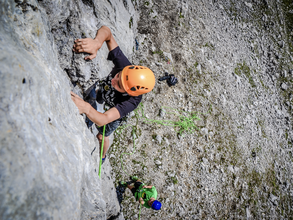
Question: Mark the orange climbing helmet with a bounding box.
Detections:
[121,65,156,96]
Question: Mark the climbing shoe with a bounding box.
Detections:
[130,176,139,181]
[102,155,106,165]
[119,181,128,187]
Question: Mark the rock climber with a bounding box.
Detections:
[120,176,161,210]
[70,26,155,164]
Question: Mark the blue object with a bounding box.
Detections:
[102,155,106,164]
[151,200,161,210]
[135,39,139,50]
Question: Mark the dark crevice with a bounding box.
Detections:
[107,0,112,7]
[122,0,128,10]
[81,0,93,7]
[81,0,98,18]
[16,2,38,12]
[107,212,122,220]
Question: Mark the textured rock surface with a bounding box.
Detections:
[109,0,293,219]
[37,0,137,91]
[0,0,136,219]
[1,0,293,219]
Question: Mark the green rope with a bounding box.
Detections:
[136,103,211,136]
[98,125,106,178]
[138,203,141,220]
[115,103,211,177]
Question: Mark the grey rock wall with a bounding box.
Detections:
[37,0,137,90]
[1,0,293,219]
[0,0,137,219]
[109,0,293,219]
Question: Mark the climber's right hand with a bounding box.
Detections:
[70,91,90,114]
[73,38,102,60]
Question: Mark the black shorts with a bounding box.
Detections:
[131,181,143,200]
[96,118,122,137]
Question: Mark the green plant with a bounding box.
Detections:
[129,17,133,28]
[136,103,211,136]
[172,176,178,184]
[234,62,256,88]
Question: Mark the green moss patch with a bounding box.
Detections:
[234,62,256,88]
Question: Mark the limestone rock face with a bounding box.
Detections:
[0,0,136,219]
[36,0,137,90]
[109,0,293,219]
[1,0,293,219]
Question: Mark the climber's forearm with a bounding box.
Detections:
[143,185,153,189]
[70,92,120,126]
[86,106,120,127]
[94,26,118,51]
[73,26,118,60]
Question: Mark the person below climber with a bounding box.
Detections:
[70,26,155,164]
[120,176,161,210]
